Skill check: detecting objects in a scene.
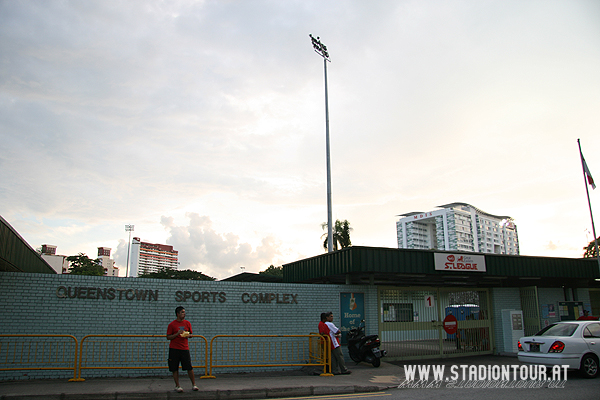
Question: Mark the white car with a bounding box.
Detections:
[518,320,600,378]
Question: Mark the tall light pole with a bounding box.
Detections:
[125,224,134,277]
[310,34,333,253]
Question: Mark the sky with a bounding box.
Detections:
[1,0,600,280]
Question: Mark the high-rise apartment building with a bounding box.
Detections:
[129,237,178,277]
[97,247,119,277]
[40,244,69,274]
[396,202,519,255]
[40,245,119,275]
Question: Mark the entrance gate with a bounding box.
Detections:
[519,286,541,336]
[378,287,493,360]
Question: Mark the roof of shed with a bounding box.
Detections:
[282,246,600,288]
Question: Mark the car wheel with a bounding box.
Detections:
[580,354,599,379]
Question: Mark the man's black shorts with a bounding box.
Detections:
[168,348,193,372]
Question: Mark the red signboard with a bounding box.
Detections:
[443,314,458,335]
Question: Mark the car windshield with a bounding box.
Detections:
[535,323,578,337]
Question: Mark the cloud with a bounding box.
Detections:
[113,239,129,275]
[160,213,282,279]
[1,0,600,271]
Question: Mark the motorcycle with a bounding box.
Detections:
[346,320,386,367]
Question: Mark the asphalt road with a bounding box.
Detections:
[384,360,596,400]
[293,369,597,400]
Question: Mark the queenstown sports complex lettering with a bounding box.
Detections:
[56,286,159,301]
[55,286,299,304]
[241,293,298,304]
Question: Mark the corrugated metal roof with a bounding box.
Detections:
[283,246,600,288]
[221,272,283,283]
[0,215,56,274]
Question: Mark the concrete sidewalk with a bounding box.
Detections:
[0,361,404,400]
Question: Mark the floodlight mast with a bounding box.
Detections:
[125,224,134,277]
[310,34,333,253]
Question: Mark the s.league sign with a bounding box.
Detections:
[434,253,486,272]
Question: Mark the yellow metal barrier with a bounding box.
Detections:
[76,335,210,381]
[309,332,332,376]
[209,334,332,377]
[1,334,331,381]
[0,334,79,381]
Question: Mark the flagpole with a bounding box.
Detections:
[577,138,600,273]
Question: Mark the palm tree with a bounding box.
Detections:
[583,236,600,258]
[321,219,353,251]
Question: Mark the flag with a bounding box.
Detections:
[583,156,596,190]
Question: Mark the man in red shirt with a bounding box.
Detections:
[578,310,599,320]
[319,312,351,375]
[318,313,332,373]
[167,306,198,392]
[318,313,330,339]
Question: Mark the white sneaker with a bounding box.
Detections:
[192,385,199,391]
[175,386,184,393]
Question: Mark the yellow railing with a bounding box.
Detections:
[76,335,210,381]
[209,334,332,377]
[0,334,79,381]
[1,334,332,381]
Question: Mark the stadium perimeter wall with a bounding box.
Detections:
[0,272,377,380]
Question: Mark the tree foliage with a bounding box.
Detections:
[583,236,600,259]
[67,253,104,276]
[139,267,215,281]
[259,265,283,277]
[321,219,353,251]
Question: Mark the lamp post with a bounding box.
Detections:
[125,224,134,277]
[310,34,333,253]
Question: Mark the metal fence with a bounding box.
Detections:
[379,287,493,360]
[1,334,332,381]
[77,335,210,381]
[209,334,331,376]
[0,335,79,381]
[520,286,541,336]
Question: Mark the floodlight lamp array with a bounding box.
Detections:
[309,34,330,61]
